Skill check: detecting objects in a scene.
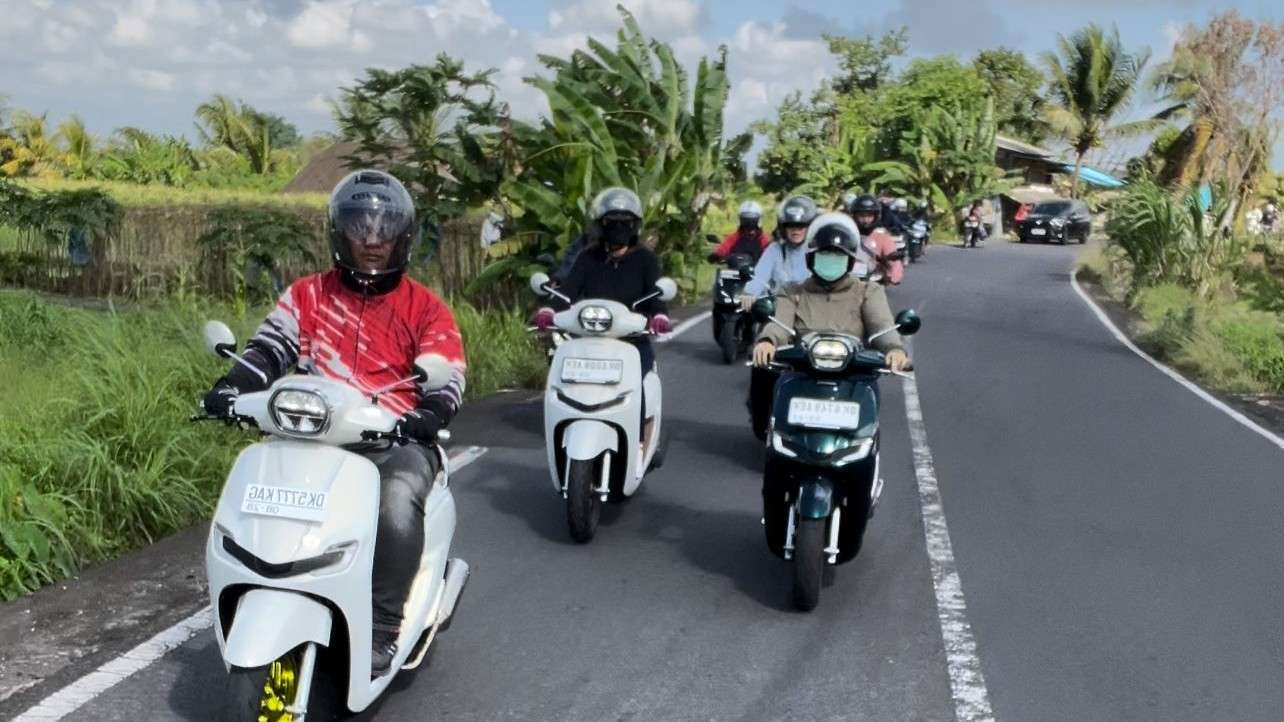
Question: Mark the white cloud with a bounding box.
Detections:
[287,0,354,49]
[127,68,177,92]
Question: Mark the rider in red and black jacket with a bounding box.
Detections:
[201,170,465,676]
[709,201,770,264]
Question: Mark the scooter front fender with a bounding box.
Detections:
[563,419,617,461]
[797,477,835,520]
[222,588,332,670]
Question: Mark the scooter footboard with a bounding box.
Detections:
[222,588,332,669]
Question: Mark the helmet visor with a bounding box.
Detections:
[334,205,413,247]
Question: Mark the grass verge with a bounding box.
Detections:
[0,289,540,600]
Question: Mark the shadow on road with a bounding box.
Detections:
[666,416,762,473]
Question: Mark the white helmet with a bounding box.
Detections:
[738,201,763,221]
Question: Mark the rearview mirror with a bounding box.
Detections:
[705,233,720,244]
[894,309,921,336]
[413,353,455,392]
[655,277,678,302]
[751,296,776,322]
[529,272,551,296]
[202,320,237,358]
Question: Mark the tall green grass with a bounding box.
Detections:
[19,178,328,209]
[0,290,541,599]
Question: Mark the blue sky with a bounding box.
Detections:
[1,0,1280,170]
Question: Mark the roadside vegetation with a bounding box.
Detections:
[1082,13,1284,397]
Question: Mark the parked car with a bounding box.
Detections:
[1017,200,1091,244]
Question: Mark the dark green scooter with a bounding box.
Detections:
[751,298,921,611]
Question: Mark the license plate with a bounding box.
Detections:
[241,484,329,522]
[719,269,743,280]
[787,397,861,429]
[561,357,623,384]
[1030,228,1046,236]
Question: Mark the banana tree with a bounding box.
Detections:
[493,6,741,293]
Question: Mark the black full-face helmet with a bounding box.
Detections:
[328,169,417,288]
[589,187,643,249]
[846,193,881,235]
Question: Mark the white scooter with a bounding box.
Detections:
[198,321,470,721]
[528,272,677,542]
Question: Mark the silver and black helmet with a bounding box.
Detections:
[327,169,417,284]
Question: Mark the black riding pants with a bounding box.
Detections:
[366,443,439,631]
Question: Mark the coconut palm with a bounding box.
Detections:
[194,95,274,174]
[0,111,61,177]
[1042,25,1157,197]
[55,115,96,179]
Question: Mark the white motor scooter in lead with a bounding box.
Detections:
[529,272,677,542]
[197,321,471,721]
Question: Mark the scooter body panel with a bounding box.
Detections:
[763,371,881,564]
[208,438,457,712]
[222,588,332,669]
[544,335,656,497]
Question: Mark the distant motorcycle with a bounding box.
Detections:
[711,252,757,364]
[962,217,984,248]
[906,219,929,262]
[750,300,921,611]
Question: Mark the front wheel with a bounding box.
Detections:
[223,647,315,722]
[566,457,602,543]
[792,518,826,611]
[717,318,738,364]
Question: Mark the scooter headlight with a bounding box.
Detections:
[578,305,613,333]
[270,389,329,435]
[833,438,875,466]
[809,338,851,371]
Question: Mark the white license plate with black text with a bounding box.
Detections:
[719,269,743,280]
[1030,228,1046,236]
[241,484,329,522]
[562,357,623,384]
[787,398,861,429]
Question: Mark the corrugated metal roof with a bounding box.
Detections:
[995,134,1053,158]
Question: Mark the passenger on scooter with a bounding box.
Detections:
[737,195,819,310]
[201,170,467,675]
[710,201,770,264]
[747,214,909,439]
[846,194,904,285]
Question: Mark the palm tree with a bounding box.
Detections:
[194,94,273,174]
[56,115,96,179]
[0,111,60,177]
[1042,25,1156,197]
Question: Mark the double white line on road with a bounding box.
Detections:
[901,339,995,722]
[14,446,489,722]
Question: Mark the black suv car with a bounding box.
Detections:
[1018,199,1091,244]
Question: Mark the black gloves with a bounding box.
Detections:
[397,408,444,444]
[202,380,240,418]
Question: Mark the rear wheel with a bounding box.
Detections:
[792,518,826,611]
[566,457,602,543]
[223,647,321,722]
[718,318,738,364]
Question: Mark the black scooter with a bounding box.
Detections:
[707,235,757,364]
[751,298,921,611]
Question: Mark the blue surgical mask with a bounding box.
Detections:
[812,252,850,282]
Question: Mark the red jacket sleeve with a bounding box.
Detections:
[712,231,741,259]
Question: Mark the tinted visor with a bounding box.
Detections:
[334,205,413,246]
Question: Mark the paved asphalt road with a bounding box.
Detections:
[57,239,1284,721]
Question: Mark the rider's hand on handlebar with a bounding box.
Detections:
[648,314,672,335]
[885,349,910,372]
[752,341,776,368]
[532,307,555,331]
[738,294,755,312]
[202,381,239,418]
[397,409,443,444]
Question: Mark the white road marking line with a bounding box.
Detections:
[1071,272,1284,452]
[656,310,711,343]
[900,342,995,722]
[13,447,489,722]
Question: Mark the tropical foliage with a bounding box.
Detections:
[334,55,510,228]
[1041,24,1155,198]
[494,7,747,289]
